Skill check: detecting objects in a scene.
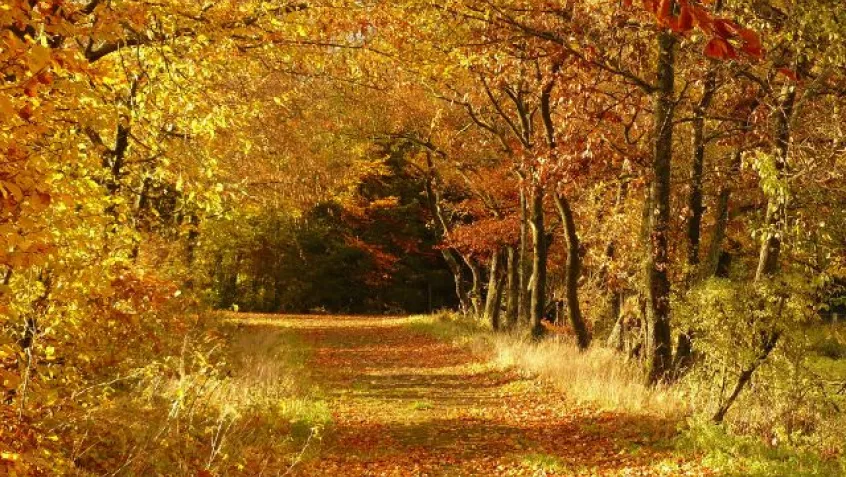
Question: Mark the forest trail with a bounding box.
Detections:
[231,315,709,476]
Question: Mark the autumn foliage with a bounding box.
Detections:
[2,0,846,475]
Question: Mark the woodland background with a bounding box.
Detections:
[1,0,846,475]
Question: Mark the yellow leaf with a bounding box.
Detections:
[28,44,51,72]
[0,369,21,390]
[1,181,23,202]
[0,95,14,118]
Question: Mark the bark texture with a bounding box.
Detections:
[529,186,547,338]
[554,193,590,349]
[645,31,677,385]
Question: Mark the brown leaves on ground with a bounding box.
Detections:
[245,315,712,476]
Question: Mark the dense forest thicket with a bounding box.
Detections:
[203,144,458,314]
[2,0,846,475]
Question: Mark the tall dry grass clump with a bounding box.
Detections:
[413,313,687,420]
[482,333,687,418]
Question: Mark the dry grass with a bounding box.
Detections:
[483,334,688,418]
[211,324,302,407]
[411,313,688,420]
[65,314,330,476]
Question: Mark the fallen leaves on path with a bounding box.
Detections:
[232,315,712,476]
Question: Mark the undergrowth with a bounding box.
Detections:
[679,420,845,477]
[5,310,329,476]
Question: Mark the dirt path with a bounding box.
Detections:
[244,315,707,476]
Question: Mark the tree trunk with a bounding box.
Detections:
[518,186,532,325]
[704,87,761,280]
[529,186,547,338]
[183,214,200,290]
[703,150,742,279]
[686,70,716,272]
[554,192,591,349]
[464,256,483,317]
[421,156,471,314]
[442,249,471,314]
[598,177,629,346]
[504,245,519,328]
[606,295,625,351]
[645,30,676,385]
[684,0,724,272]
[634,193,653,361]
[106,124,130,194]
[484,250,504,329]
[755,86,796,282]
[223,252,241,307]
[602,177,629,319]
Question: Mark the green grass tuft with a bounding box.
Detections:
[677,421,845,477]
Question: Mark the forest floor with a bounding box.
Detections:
[226,314,712,476]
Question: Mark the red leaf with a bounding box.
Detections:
[703,38,724,58]
[737,27,760,47]
[740,43,763,59]
[676,5,694,32]
[667,17,679,31]
[37,72,53,85]
[724,44,739,60]
[737,27,763,59]
[689,6,713,33]
[704,37,737,60]
[658,0,673,23]
[643,0,658,13]
[778,68,798,81]
[712,19,740,38]
[18,104,34,121]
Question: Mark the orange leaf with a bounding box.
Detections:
[30,191,51,209]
